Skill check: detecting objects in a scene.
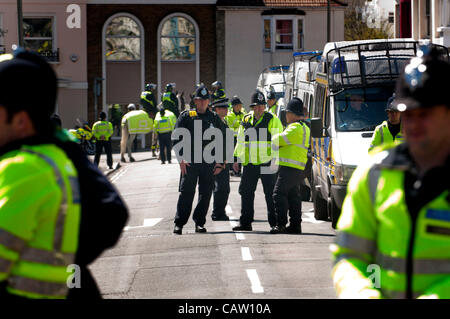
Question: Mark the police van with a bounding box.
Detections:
[308,39,449,228]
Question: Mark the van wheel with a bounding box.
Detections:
[313,188,328,221]
[328,195,341,229]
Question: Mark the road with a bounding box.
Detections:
[89,151,337,299]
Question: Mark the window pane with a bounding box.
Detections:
[106,17,140,37]
[23,18,52,38]
[24,39,52,52]
[161,17,195,37]
[298,19,304,49]
[264,19,271,50]
[106,37,140,61]
[161,36,195,61]
[276,20,292,35]
[276,20,292,49]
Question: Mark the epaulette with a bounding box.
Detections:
[189,110,198,117]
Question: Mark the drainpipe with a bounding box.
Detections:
[17,0,24,47]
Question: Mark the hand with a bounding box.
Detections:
[213,164,224,176]
[179,160,190,176]
[233,162,239,173]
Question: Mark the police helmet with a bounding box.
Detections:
[394,45,450,111]
[128,103,136,110]
[212,81,222,89]
[166,83,173,91]
[0,48,57,128]
[231,96,242,106]
[99,111,107,120]
[194,85,210,100]
[385,94,397,112]
[146,83,156,91]
[285,97,304,116]
[250,90,266,107]
[267,90,276,100]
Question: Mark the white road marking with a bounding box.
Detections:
[241,247,252,261]
[235,232,246,240]
[246,269,264,294]
[110,167,129,183]
[303,212,325,224]
[124,218,163,231]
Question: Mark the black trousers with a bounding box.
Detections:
[94,140,113,168]
[238,164,277,227]
[213,164,230,218]
[273,166,304,227]
[158,132,172,162]
[175,163,215,227]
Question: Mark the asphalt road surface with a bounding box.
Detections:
[89,151,337,299]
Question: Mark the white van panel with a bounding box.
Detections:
[334,131,372,166]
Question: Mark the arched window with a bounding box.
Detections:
[161,17,195,61]
[105,16,141,61]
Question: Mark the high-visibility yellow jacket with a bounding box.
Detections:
[271,121,310,171]
[121,110,153,134]
[368,121,405,152]
[0,144,81,299]
[331,144,450,299]
[154,110,176,134]
[268,102,278,116]
[234,111,283,166]
[92,120,113,141]
[225,110,246,137]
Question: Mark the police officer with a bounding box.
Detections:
[92,111,114,169]
[271,97,310,234]
[331,46,450,299]
[141,83,157,114]
[154,106,176,164]
[172,85,227,235]
[0,50,82,299]
[162,83,180,118]
[211,81,226,102]
[211,98,233,221]
[232,90,283,231]
[267,90,278,115]
[368,93,404,152]
[225,96,246,177]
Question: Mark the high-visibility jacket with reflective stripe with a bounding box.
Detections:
[368,121,404,152]
[268,102,278,116]
[234,111,283,166]
[331,147,450,299]
[212,89,226,101]
[0,144,81,299]
[225,110,246,137]
[162,92,175,105]
[121,110,153,134]
[140,90,155,108]
[154,110,176,134]
[92,120,113,140]
[271,121,310,171]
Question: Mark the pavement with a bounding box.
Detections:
[89,151,337,299]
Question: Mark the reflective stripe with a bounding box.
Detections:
[278,157,306,168]
[333,253,372,266]
[21,149,76,253]
[376,252,450,274]
[9,276,68,297]
[0,229,26,252]
[336,231,377,255]
[0,256,13,273]
[379,126,384,144]
[368,167,381,205]
[21,247,75,266]
[381,288,422,299]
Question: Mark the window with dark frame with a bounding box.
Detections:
[23,17,54,53]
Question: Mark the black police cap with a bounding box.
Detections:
[231,96,242,106]
[0,49,57,120]
[394,46,450,111]
[285,97,304,116]
[250,90,266,106]
[267,91,276,100]
[194,85,210,100]
[211,98,229,109]
[385,94,397,111]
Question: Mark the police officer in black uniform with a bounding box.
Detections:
[172,85,227,235]
[211,98,233,221]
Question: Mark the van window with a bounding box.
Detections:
[313,85,326,119]
[334,86,395,132]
